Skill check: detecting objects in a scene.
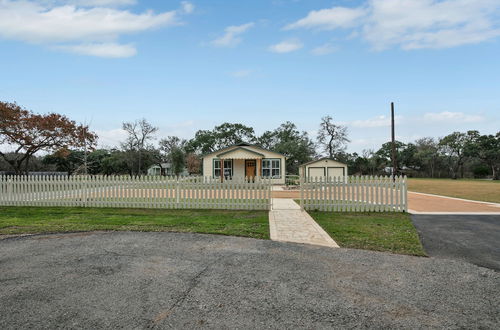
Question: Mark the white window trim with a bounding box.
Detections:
[262,158,281,179]
[213,159,233,178]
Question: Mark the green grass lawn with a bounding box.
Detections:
[0,206,270,239]
[308,211,426,256]
[408,178,500,203]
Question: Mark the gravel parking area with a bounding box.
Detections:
[1,232,499,329]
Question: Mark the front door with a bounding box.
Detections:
[245,160,256,179]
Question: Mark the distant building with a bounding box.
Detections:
[147,163,188,176]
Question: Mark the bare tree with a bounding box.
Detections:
[121,119,158,175]
[159,136,186,156]
[158,136,187,175]
[317,116,350,158]
[186,153,201,175]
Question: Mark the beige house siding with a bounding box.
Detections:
[299,159,348,178]
[233,159,245,178]
[202,145,286,184]
[202,157,212,177]
[218,148,263,159]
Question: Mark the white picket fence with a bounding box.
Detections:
[0,175,272,210]
[300,176,407,212]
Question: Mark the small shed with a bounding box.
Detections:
[299,158,348,179]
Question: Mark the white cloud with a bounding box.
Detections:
[365,0,500,50]
[211,22,254,47]
[268,39,303,53]
[95,128,128,148]
[57,42,137,58]
[422,111,485,123]
[285,7,366,30]
[347,111,484,129]
[96,120,197,148]
[285,0,500,50]
[311,43,337,55]
[0,0,190,57]
[230,69,253,78]
[67,0,137,6]
[349,115,403,128]
[181,1,194,14]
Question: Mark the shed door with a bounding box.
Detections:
[327,167,345,178]
[308,167,325,178]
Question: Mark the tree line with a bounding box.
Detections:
[1,102,498,179]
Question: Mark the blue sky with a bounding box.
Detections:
[1,0,499,153]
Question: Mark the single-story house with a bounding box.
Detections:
[201,143,286,184]
[147,163,188,176]
[299,158,348,179]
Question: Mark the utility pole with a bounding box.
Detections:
[391,102,397,179]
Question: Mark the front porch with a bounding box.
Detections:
[215,158,262,181]
[214,147,283,183]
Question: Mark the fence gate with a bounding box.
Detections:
[299,176,407,212]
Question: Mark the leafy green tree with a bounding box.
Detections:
[401,143,419,170]
[414,138,440,177]
[85,149,111,175]
[43,149,84,174]
[257,121,316,174]
[466,132,500,180]
[375,141,406,171]
[100,150,130,175]
[439,131,476,179]
[186,123,255,154]
[170,148,186,176]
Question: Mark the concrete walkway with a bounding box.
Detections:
[269,198,339,248]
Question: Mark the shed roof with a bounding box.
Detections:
[299,157,347,167]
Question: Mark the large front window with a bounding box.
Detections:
[214,159,233,178]
[262,159,280,178]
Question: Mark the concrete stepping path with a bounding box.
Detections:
[269,198,339,248]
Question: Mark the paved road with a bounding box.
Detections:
[411,214,500,271]
[1,232,499,329]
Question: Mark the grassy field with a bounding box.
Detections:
[408,178,500,203]
[309,212,426,256]
[0,207,270,239]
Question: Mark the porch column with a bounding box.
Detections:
[257,158,261,179]
[220,158,224,182]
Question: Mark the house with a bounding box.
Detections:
[201,143,286,184]
[299,158,348,179]
[147,163,188,176]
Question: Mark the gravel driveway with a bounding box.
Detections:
[411,214,500,271]
[1,232,499,329]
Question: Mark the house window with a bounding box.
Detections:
[214,159,233,178]
[262,159,281,178]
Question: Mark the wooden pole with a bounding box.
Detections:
[391,102,397,179]
[257,158,261,180]
[220,158,224,183]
